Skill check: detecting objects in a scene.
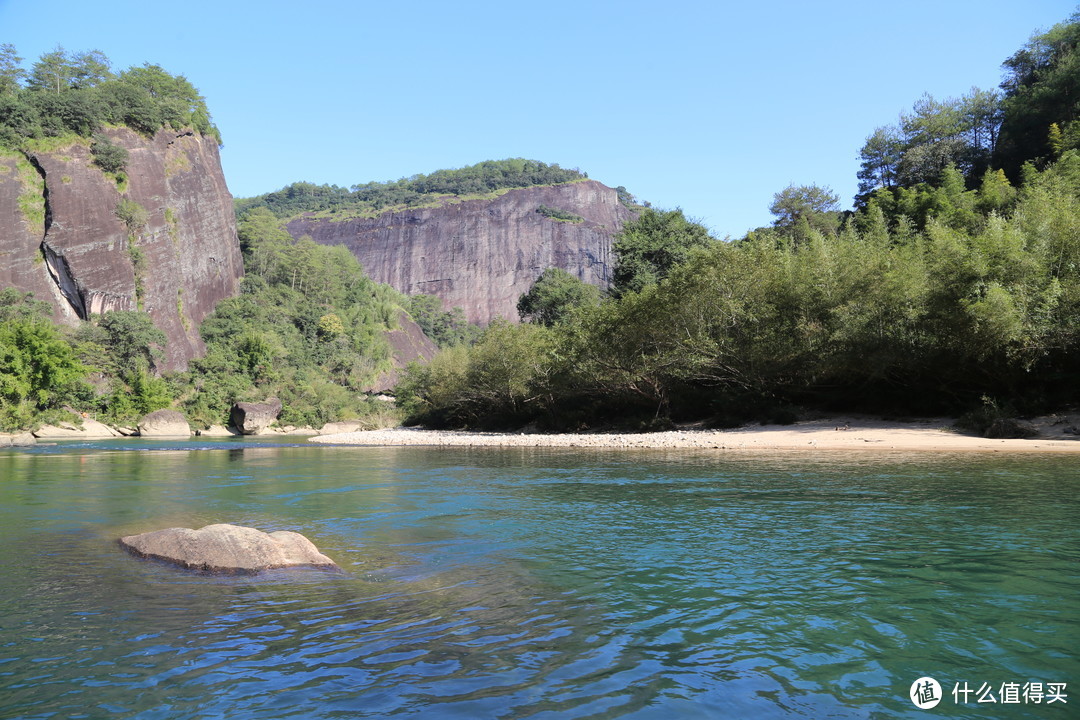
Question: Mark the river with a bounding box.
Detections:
[0,439,1076,718]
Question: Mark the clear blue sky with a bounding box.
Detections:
[2,0,1076,237]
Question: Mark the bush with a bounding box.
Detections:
[90,133,127,173]
[956,397,1037,438]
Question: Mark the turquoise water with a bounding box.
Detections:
[0,439,1076,719]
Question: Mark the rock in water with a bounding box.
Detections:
[230,398,283,435]
[137,409,192,437]
[119,523,338,573]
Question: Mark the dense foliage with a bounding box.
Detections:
[0,206,417,431]
[234,159,587,218]
[398,15,1080,431]
[0,45,219,148]
[178,208,408,428]
[517,268,601,327]
[856,13,1079,209]
[405,294,481,348]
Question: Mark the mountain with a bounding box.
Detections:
[283,179,635,324]
[1,127,243,370]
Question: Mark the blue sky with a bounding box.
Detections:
[1,0,1076,237]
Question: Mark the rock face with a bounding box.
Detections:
[230,398,283,434]
[367,311,440,393]
[119,523,338,573]
[0,128,244,371]
[137,409,191,437]
[286,180,635,325]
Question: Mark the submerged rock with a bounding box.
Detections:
[119,523,338,573]
[137,409,191,437]
[230,398,282,435]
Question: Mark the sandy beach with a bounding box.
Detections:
[311,414,1080,452]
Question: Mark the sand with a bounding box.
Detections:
[310,414,1080,453]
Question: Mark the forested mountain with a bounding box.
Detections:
[398,14,1080,432]
[235,159,589,218]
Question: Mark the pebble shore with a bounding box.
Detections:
[309,418,1080,452]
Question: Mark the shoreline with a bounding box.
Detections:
[310,416,1080,453]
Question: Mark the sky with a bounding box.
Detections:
[1,0,1077,238]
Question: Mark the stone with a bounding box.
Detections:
[195,425,239,437]
[119,523,338,573]
[1,128,244,372]
[286,180,636,325]
[319,421,363,435]
[0,432,36,447]
[33,418,120,439]
[230,398,283,435]
[137,409,191,437]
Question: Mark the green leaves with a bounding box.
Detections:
[611,208,714,296]
[517,268,601,327]
[0,46,219,145]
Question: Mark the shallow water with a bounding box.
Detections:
[0,439,1076,718]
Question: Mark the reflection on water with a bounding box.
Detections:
[0,440,1076,718]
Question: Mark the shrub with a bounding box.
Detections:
[90,133,127,173]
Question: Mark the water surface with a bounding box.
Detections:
[0,439,1076,718]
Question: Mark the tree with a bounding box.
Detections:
[0,317,88,422]
[98,311,167,372]
[995,13,1080,175]
[769,184,840,240]
[517,268,602,326]
[0,44,24,95]
[612,208,714,296]
[68,50,112,89]
[857,127,902,201]
[27,47,75,93]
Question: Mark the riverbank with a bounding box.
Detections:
[311,414,1080,452]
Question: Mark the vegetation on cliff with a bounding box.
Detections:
[397,15,1080,430]
[234,159,587,218]
[0,205,417,431]
[0,45,220,148]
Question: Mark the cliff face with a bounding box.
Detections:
[286,180,635,324]
[0,128,243,370]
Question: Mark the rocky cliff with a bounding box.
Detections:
[0,128,243,370]
[286,180,634,324]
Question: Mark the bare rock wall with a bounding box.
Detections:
[286,180,634,325]
[0,128,243,370]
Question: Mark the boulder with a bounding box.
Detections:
[319,421,363,435]
[195,425,240,437]
[230,398,282,435]
[137,409,191,437]
[0,432,36,447]
[119,523,338,573]
[33,418,120,439]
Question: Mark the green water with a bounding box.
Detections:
[0,439,1076,718]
